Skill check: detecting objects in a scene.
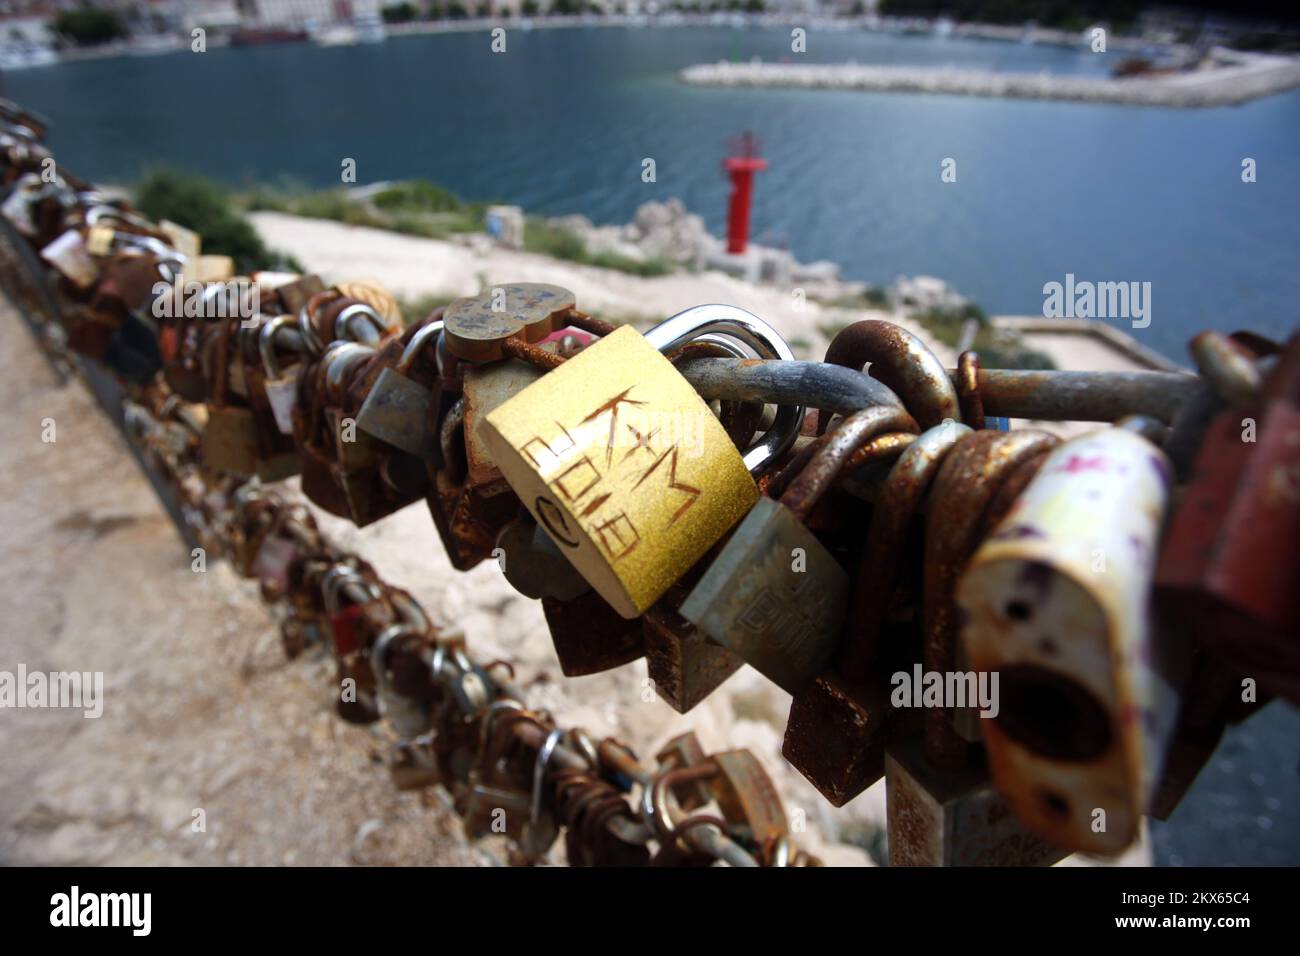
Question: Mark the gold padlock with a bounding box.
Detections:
[480,305,802,619]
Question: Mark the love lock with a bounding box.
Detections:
[957,424,1183,855]
[784,420,971,807]
[680,403,917,695]
[480,304,803,619]
[884,428,1066,867]
[355,316,444,461]
[1156,332,1300,704]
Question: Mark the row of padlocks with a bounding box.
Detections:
[1,96,1294,865]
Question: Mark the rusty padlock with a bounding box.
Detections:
[680,404,917,694]
[784,420,971,806]
[1156,332,1300,704]
[355,315,445,460]
[958,424,1181,855]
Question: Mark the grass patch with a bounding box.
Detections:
[523,217,673,277]
[244,180,484,240]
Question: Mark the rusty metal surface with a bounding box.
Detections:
[922,429,1059,771]
[821,319,961,430]
[967,368,1198,423]
[885,736,1066,867]
[443,284,575,363]
[779,405,919,521]
[841,421,973,682]
[644,582,744,714]
[677,356,905,415]
[783,672,895,807]
[541,588,645,677]
[501,336,567,371]
[955,350,985,430]
[1190,330,1263,409]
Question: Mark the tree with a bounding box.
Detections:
[52,10,127,47]
[382,2,418,22]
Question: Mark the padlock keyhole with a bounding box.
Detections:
[995,665,1111,762]
[1004,600,1033,622]
[1039,790,1071,820]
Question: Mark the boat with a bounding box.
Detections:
[314,13,385,46]
[127,34,185,56]
[0,41,58,70]
[356,12,386,43]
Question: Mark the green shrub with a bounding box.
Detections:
[585,251,672,278]
[135,169,300,274]
[523,219,587,261]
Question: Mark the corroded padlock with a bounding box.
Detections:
[258,315,306,437]
[957,425,1181,855]
[882,427,1066,867]
[680,404,917,694]
[458,708,560,862]
[1155,332,1300,704]
[643,572,745,714]
[885,734,1065,867]
[443,282,575,364]
[202,319,298,481]
[481,304,802,619]
[784,420,970,806]
[707,750,789,863]
[355,316,444,460]
[425,293,607,572]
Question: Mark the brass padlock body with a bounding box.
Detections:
[481,326,757,619]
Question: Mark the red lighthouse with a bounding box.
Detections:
[723,132,767,255]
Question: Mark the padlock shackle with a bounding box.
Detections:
[334,302,387,345]
[1190,330,1264,409]
[677,357,905,417]
[322,341,373,396]
[398,318,443,374]
[839,420,973,681]
[258,314,302,379]
[779,404,920,521]
[922,429,1060,771]
[820,319,961,431]
[645,305,803,474]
